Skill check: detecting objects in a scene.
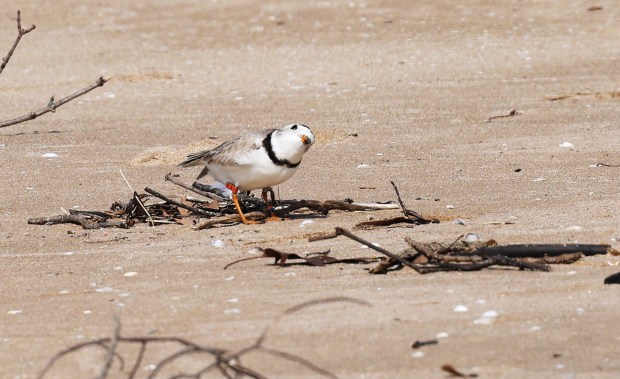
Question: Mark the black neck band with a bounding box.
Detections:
[263,132,300,168]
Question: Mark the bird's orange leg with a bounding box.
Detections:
[262,188,283,222]
[226,182,260,225]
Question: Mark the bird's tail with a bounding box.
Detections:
[178,151,208,167]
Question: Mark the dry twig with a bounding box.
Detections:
[484,108,520,122]
[0,76,111,128]
[0,10,110,129]
[0,10,35,76]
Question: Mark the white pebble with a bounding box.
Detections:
[435,332,449,339]
[83,310,92,315]
[299,220,314,228]
[576,308,584,315]
[567,271,577,275]
[211,239,225,248]
[7,310,21,315]
[532,177,545,182]
[559,142,574,149]
[283,272,296,277]
[62,252,75,256]
[95,287,114,293]
[224,308,241,315]
[225,276,235,281]
[41,152,58,158]
[247,247,262,255]
[356,164,370,169]
[473,317,494,325]
[446,205,455,209]
[144,364,157,371]
[411,351,425,358]
[124,272,137,277]
[529,325,541,332]
[454,305,468,313]
[565,225,583,231]
[464,233,481,242]
[228,298,239,303]
[482,310,499,318]
[58,290,70,295]
[452,218,466,225]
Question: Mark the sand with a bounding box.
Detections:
[1,1,620,378]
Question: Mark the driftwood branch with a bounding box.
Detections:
[0,76,111,128]
[0,10,35,76]
[27,214,129,229]
[38,297,369,379]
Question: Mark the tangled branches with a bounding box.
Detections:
[38,297,370,379]
[310,227,613,274]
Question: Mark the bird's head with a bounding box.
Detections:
[280,123,315,150]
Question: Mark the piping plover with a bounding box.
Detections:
[179,123,315,224]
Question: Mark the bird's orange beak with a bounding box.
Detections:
[301,135,311,145]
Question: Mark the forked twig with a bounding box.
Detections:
[0,10,35,76]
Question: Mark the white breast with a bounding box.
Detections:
[207,147,298,191]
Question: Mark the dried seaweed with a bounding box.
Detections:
[224,248,381,269]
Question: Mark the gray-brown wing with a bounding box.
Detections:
[178,129,274,168]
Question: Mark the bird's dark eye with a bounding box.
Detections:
[291,124,297,130]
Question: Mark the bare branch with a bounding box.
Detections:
[38,298,367,378]
[0,10,36,76]
[0,76,111,128]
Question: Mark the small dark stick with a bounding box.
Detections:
[411,339,438,349]
[441,363,478,377]
[485,108,520,122]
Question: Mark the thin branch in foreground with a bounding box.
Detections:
[0,10,36,76]
[0,76,111,128]
[97,316,121,379]
[38,297,368,379]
